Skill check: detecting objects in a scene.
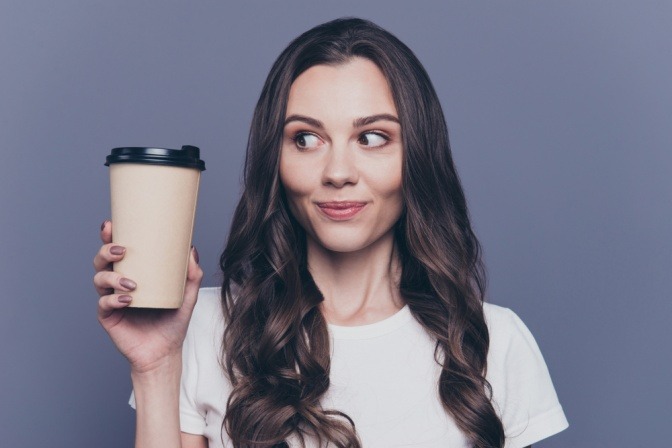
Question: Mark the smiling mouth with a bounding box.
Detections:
[316,202,367,220]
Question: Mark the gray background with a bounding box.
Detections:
[1,1,669,446]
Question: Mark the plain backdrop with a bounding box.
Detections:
[1,1,670,446]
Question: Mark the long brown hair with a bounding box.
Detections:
[220,17,505,448]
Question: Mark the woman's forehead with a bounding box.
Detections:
[285,57,397,122]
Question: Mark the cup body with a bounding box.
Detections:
[109,161,201,308]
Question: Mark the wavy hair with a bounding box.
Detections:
[220,17,505,448]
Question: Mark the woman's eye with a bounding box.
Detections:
[292,132,322,149]
[358,132,389,148]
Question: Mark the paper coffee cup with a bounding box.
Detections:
[105,146,205,308]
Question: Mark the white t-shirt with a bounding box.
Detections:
[131,287,568,447]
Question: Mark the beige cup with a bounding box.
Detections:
[105,146,205,308]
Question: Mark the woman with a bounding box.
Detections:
[94,17,568,448]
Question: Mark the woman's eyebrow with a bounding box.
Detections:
[284,115,324,129]
[284,113,400,129]
[352,114,400,128]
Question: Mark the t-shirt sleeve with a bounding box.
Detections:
[179,310,207,435]
[490,308,569,448]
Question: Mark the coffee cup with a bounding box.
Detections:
[105,146,205,308]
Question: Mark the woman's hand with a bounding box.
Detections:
[93,220,203,375]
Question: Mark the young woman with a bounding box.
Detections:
[94,18,568,448]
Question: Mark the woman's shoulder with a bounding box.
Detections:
[482,301,520,324]
[193,286,224,314]
[482,302,534,343]
[481,302,569,444]
[481,302,547,368]
[186,287,226,341]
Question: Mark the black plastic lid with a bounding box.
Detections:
[105,145,205,171]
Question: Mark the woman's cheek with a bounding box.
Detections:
[369,165,402,198]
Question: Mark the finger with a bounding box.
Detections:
[93,243,126,272]
[94,270,137,296]
[100,220,113,244]
[98,293,133,322]
[186,246,203,285]
[180,247,203,314]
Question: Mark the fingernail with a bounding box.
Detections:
[192,246,200,264]
[110,245,125,256]
[119,278,137,290]
[118,295,132,304]
[101,220,110,231]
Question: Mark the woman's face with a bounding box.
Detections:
[280,57,403,253]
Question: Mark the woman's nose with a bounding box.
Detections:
[321,142,358,188]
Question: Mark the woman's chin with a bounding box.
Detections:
[307,228,390,254]
[313,239,368,254]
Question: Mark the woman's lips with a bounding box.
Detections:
[316,202,367,220]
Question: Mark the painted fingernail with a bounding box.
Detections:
[118,295,132,304]
[110,245,125,256]
[101,220,110,231]
[119,278,137,290]
[192,246,200,264]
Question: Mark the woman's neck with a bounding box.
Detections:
[307,230,404,326]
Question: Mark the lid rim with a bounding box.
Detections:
[104,146,205,171]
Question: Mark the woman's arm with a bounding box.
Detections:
[132,359,209,448]
[132,358,182,448]
[181,433,208,448]
[94,221,204,448]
